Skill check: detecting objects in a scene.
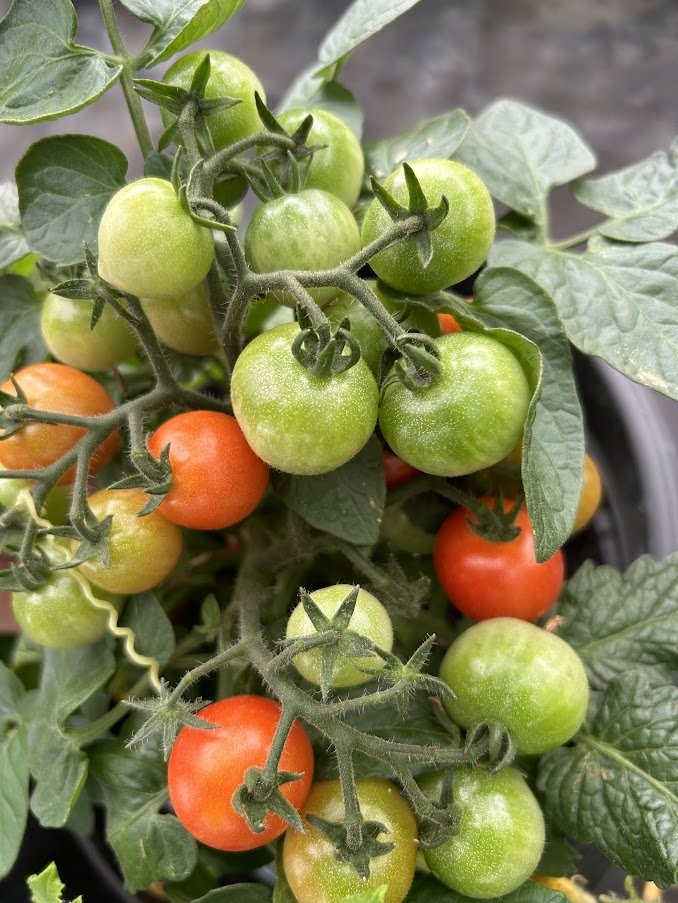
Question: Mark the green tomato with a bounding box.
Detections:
[325,280,440,376]
[439,618,590,755]
[98,178,214,300]
[231,323,379,475]
[361,158,495,293]
[244,189,361,307]
[379,503,436,555]
[12,570,123,649]
[0,464,30,509]
[283,779,418,903]
[40,293,136,372]
[276,108,364,208]
[140,284,219,356]
[379,332,530,477]
[285,584,393,687]
[420,767,545,899]
[162,50,265,151]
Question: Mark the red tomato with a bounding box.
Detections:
[382,449,420,489]
[437,312,462,334]
[147,411,269,530]
[167,696,314,851]
[433,500,565,621]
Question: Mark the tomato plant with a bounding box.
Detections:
[168,695,314,851]
[140,285,219,356]
[420,767,545,898]
[147,411,269,530]
[439,618,590,754]
[283,779,418,903]
[434,501,565,621]
[379,332,531,476]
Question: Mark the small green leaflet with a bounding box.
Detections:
[0,274,46,380]
[119,593,176,666]
[0,663,30,879]
[27,862,83,903]
[192,886,272,902]
[0,182,30,270]
[366,111,470,181]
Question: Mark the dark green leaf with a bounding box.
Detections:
[535,822,581,878]
[144,150,174,181]
[0,665,29,879]
[472,267,584,560]
[0,182,30,270]
[553,554,678,691]
[90,738,197,892]
[120,0,247,65]
[366,111,470,180]
[537,672,678,887]
[0,274,47,380]
[26,861,83,903]
[275,437,386,545]
[16,134,128,265]
[405,875,567,902]
[119,593,175,665]
[496,210,538,242]
[193,886,272,902]
[491,238,678,401]
[0,0,121,124]
[571,143,678,242]
[456,100,595,225]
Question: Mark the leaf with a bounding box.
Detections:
[0,182,30,270]
[90,738,197,893]
[27,862,83,903]
[275,436,386,545]
[456,100,596,224]
[144,150,174,181]
[119,593,175,665]
[305,80,364,139]
[120,0,247,65]
[571,143,678,242]
[273,842,298,903]
[193,886,272,902]
[537,672,678,887]
[366,111,470,180]
[29,645,115,828]
[16,134,128,265]
[405,875,567,902]
[553,554,678,691]
[472,267,584,560]
[0,274,46,379]
[0,664,29,879]
[0,0,121,124]
[491,238,678,401]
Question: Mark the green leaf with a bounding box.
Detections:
[366,111,470,180]
[193,886,272,902]
[472,267,584,560]
[273,842,298,903]
[16,134,128,265]
[0,664,29,879]
[405,875,567,902]
[456,100,596,225]
[306,80,364,139]
[571,143,678,242]
[491,238,678,401]
[0,0,121,124]
[0,275,46,379]
[144,150,174,181]
[0,182,30,270]
[120,0,247,66]
[343,888,388,903]
[537,672,678,887]
[90,738,197,893]
[119,593,175,665]
[29,645,115,828]
[27,862,83,903]
[535,822,581,878]
[275,436,386,545]
[553,554,678,691]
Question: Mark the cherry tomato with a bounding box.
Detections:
[439,617,590,754]
[230,323,379,475]
[78,488,183,594]
[420,767,545,899]
[573,453,603,533]
[437,312,461,334]
[97,178,214,300]
[433,501,565,622]
[361,158,495,294]
[379,332,531,477]
[382,450,420,489]
[168,695,314,851]
[283,779,418,903]
[285,584,393,688]
[147,411,269,531]
[140,284,219,356]
[0,363,117,483]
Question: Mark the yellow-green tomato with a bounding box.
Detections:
[0,465,30,509]
[420,767,545,899]
[573,454,603,533]
[283,779,418,903]
[439,618,590,755]
[97,179,214,300]
[162,50,265,151]
[12,571,123,649]
[140,284,219,356]
[362,158,495,293]
[277,108,365,208]
[40,293,136,371]
[285,584,393,688]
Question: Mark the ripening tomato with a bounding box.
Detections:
[437,312,461,334]
[572,454,603,533]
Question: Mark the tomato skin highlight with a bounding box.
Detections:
[168,695,314,852]
[434,502,565,622]
[147,411,269,531]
